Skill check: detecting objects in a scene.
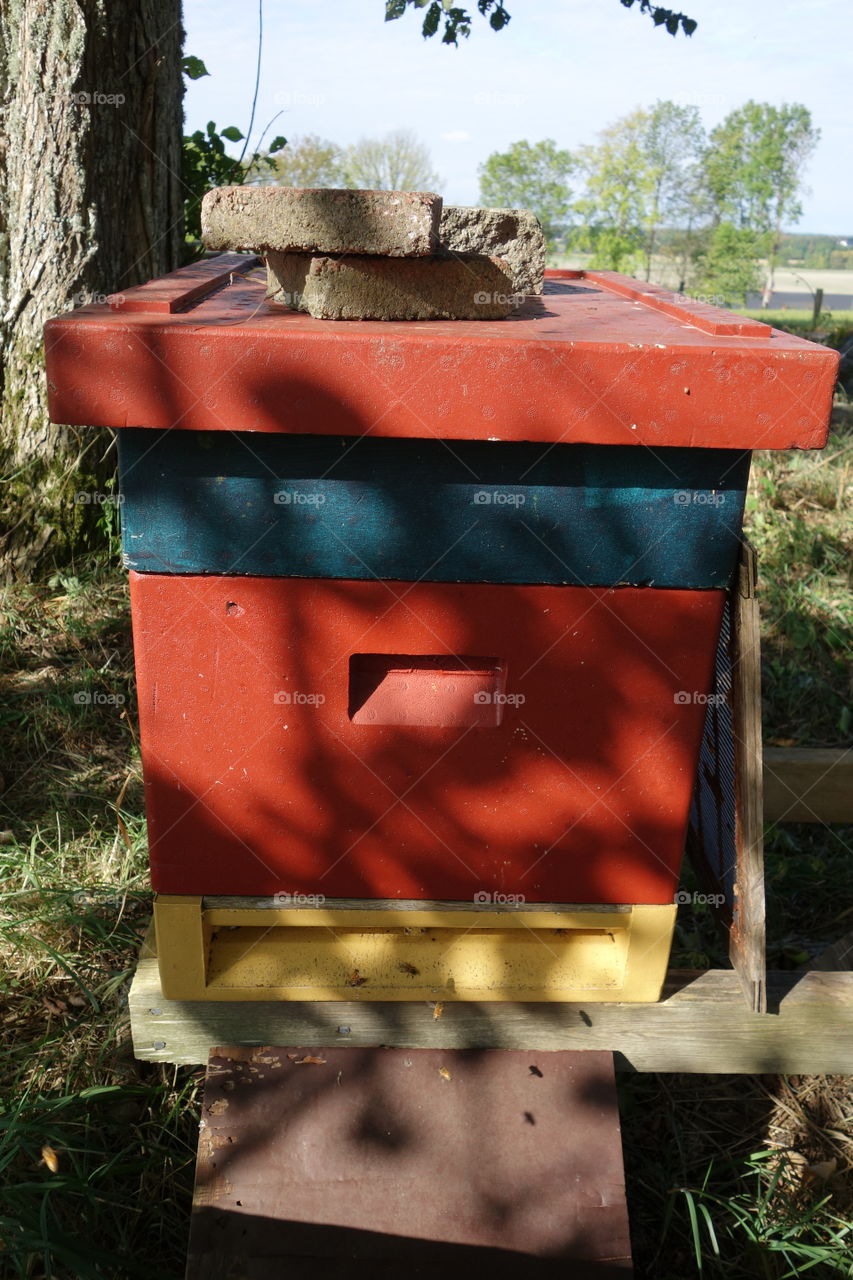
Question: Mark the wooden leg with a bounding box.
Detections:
[154,895,210,999]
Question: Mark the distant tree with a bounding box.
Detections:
[250,134,347,188]
[478,139,574,249]
[696,222,763,307]
[571,102,705,278]
[571,117,651,272]
[702,102,819,302]
[385,0,697,43]
[641,101,706,279]
[342,130,440,191]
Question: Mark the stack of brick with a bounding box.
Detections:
[201,186,545,321]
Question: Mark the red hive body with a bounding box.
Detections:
[44,257,839,908]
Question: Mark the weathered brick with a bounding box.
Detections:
[265,251,519,320]
[202,186,442,257]
[438,206,546,296]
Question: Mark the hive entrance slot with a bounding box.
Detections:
[153,896,676,1002]
[348,653,506,727]
[204,923,627,999]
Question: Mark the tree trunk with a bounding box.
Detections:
[761,219,783,310]
[0,0,183,581]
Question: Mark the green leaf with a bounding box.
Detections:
[697,1203,720,1257]
[422,2,442,36]
[269,135,288,154]
[182,55,210,80]
[385,0,407,20]
[220,126,245,143]
[683,1189,704,1272]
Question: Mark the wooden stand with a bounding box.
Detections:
[129,927,853,1073]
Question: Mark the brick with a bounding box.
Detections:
[265,251,519,321]
[202,186,442,257]
[439,206,546,296]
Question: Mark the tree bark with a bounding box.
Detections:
[0,0,183,580]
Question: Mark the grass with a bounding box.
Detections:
[0,571,199,1277]
[622,1075,853,1279]
[740,309,853,328]
[0,419,851,1276]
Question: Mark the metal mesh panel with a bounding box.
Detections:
[687,595,737,920]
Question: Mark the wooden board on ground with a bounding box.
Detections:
[185,1046,632,1278]
[763,747,853,823]
[129,936,853,1074]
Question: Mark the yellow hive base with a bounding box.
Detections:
[153,896,677,1003]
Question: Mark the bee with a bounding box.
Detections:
[41,1146,59,1173]
[398,961,419,976]
[438,1066,452,1081]
[346,969,368,987]
[431,1001,444,1020]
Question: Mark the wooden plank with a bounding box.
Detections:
[729,541,767,1011]
[804,930,853,973]
[205,896,634,913]
[763,747,853,823]
[116,428,750,588]
[44,264,839,450]
[186,1046,632,1278]
[107,251,259,313]
[129,936,853,1074]
[586,270,772,337]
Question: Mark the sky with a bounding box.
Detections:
[183,0,851,234]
